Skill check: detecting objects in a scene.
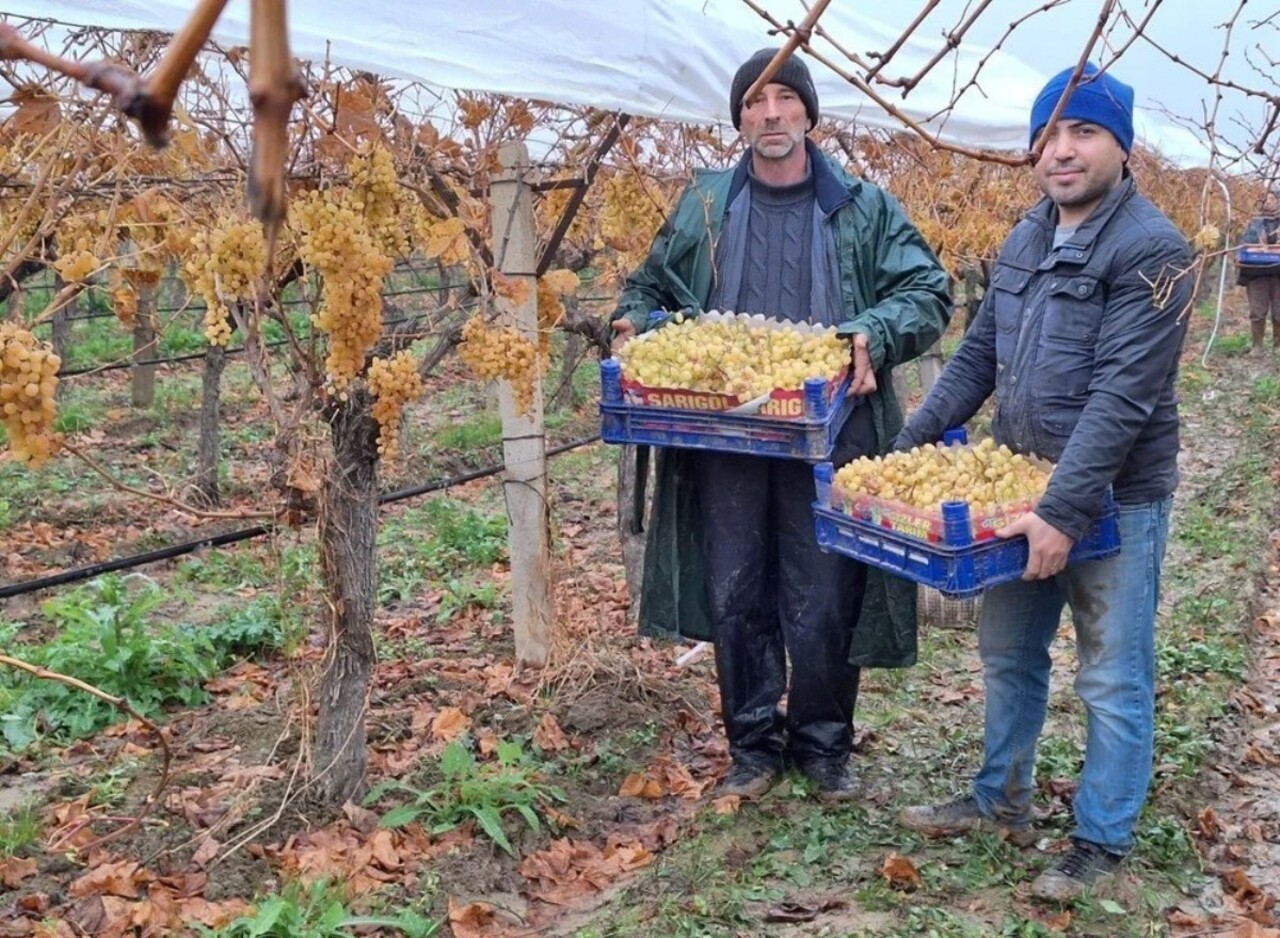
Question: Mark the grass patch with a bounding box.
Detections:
[0,802,42,857]
[378,497,507,615]
[433,412,503,450]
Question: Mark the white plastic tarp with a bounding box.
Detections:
[0,1,1267,165]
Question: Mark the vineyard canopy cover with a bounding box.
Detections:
[1,0,1248,165]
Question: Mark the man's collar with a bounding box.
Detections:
[1029,171,1135,246]
[728,138,853,215]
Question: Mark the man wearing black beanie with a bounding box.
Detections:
[896,64,1193,901]
[609,49,950,803]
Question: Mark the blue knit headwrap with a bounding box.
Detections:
[1029,63,1135,154]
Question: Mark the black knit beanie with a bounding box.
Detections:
[730,48,820,130]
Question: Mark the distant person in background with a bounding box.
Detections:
[894,63,1194,901]
[1238,188,1280,357]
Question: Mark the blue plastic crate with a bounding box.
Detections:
[1238,247,1280,266]
[599,358,857,461]
[811,462,1122,598]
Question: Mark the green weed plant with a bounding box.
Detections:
[200,878,437,938]
[0,576,215,751]
[366,739,566,855]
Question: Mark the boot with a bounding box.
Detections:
[1252,320,1267,357]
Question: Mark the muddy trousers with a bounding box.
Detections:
[973,498,1172,854]
[690,407,872,767]
[1246,277,1280,348]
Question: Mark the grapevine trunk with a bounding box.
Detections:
[314,389,379,805]
[194,343,226,507]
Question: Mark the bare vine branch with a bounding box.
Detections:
[0,653,173,854]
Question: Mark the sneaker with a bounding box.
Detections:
[1029,839,1123,901]
[898,794,1036,845]
[719,758,780,798]
[797,756,861,804]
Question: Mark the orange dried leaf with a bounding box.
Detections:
[0,856,38,888]
[879,852,922,890]
[431,707,471,741]
[493,272,533,308]
[1045,910,1072,931]
[190,837,221,869]
[66,895,132,936]
[544,806,581,830]
[618,773,664,799]
[447,898,497,938]
[8,86,61,136]
[369,829,401,871]
[711,794,742,815]
[1223,867,1264,902]
[69,859,148,899]
[477,730,501,758]
[177,897,253,928]
[533,713,571,752]
[1230,923,1280,938]
[1196,807,1222,840]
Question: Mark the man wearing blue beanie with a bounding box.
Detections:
[895,63,1194,901]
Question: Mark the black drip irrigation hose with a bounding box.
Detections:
[0,433,602,600]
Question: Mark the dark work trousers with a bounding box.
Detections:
[691,401,874,767]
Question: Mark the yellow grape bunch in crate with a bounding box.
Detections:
[617,311,848,399]
[836,438,1049,515]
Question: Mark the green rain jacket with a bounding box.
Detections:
[610,141,951,667]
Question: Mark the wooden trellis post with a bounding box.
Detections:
[490,141,554,668]
[918,339,944,394]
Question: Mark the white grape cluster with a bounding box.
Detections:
[618,311,848,398]
[1,324,60,466]
[182,216,266,346]
[52,212,107,283]
[368,350,425,460]
[348,142,412,259]
[835,438,1049,512]
[458,316,539,415]
[290,190,393,389]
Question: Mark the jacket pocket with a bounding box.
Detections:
[1036,276,1101,435]
[990,265,1031,365]
[1042,275,1102,345]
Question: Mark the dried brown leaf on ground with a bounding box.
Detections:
[448,897,498,938]
[430,706,471,741]
[533,712,572,751]
[618,772,663,799]
[880,852,922,891]
[519,837,655,907]
[68,858,151,899]
[0,857,38,889]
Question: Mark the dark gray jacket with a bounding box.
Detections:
[898,174,1193,541]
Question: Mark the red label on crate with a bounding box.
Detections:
[835,489,1035,545]
[619,371,846,421]
[757,390,805,418]
[630,387,736,410]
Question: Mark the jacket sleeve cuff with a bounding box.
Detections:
[610,307,651,335]
[835,316,887,370]
[1033,495,1090,543]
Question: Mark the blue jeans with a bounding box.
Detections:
[972,498,1172,855]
